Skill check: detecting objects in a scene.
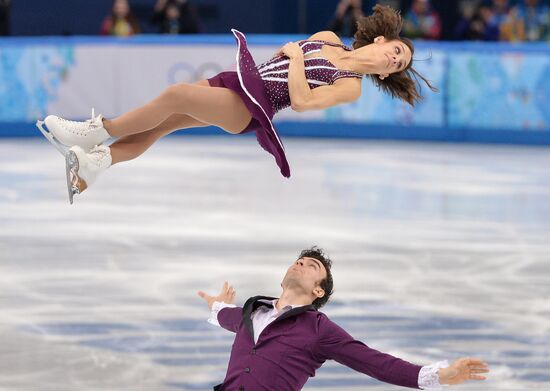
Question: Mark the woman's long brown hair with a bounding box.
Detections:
[353,4,437,106]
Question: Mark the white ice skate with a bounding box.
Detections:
[36,108,111,155]
[65,145,112,204]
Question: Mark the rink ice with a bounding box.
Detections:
[0,136,549,391]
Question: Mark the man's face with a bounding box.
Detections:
[282,257,327,300]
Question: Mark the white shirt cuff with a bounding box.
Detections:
[418,360,449,390]
[207,300,237,327]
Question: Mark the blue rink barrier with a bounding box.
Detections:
[0,35,549,145]
[7,122,550,147]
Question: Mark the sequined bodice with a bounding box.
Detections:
[257,40,363,113]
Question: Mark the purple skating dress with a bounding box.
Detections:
[208,29,363,178]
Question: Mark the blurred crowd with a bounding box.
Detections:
[0,0,200,37]
[100,0,200,36]
[0,0,549,41]
[100,0,550,41]
[329,0,550,41]
[0,0,9,36]
[453,0,550,41]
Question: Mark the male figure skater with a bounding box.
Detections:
[198,247,489,390]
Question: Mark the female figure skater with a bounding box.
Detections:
[38,5,435,203]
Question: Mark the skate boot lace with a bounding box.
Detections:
[89,145,112,169]
[59,108,102,137]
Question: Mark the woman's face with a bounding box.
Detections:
[371,36,413,78]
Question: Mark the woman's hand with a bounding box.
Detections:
[197,281,236,310]
[277,42,304,60]
[438,358,489,385]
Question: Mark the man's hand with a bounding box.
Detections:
[198,281,236,310]
[438,358,489,385]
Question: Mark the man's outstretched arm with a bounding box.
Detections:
[198,281,242,333]
[313,315,489,390]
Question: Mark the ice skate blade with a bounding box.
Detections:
[36,120,69,156]
[65,150,84,205]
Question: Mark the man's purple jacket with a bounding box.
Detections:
[213,295,422,390]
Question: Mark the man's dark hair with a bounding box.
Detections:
[299,247,334,310]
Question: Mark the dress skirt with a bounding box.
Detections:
[207,29,290,178]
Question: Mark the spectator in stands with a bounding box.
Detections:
[100,0,141,37]
[403,0,442,40]
[328,0,364,37]
[454,0,481,40]
[512,0,550,41]
[455,1,506,41]
[490,0,511,26]
[152,0,200,34]
[479,1,503,41]
[0,0,9,36]
[483,0,525,41]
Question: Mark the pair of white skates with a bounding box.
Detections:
[36,109,112,204]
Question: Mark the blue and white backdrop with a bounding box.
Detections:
[0,36,549,142]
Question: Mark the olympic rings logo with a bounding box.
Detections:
[167,61,224,84]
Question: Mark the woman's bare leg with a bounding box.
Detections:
[109,113,208,164]
[103,82,252,138]
[108,80,217,165]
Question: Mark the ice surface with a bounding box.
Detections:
[0,137,549,390]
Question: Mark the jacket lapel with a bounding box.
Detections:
[242,296,316,342]
[242,295,277,341]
